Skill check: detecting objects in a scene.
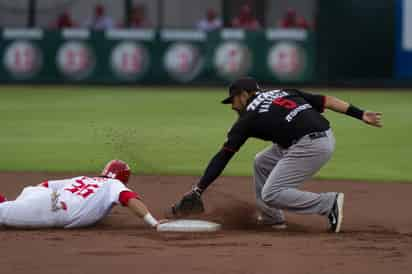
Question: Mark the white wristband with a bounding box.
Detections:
[143,213,158,227]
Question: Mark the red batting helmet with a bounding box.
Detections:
[101,160,131,184]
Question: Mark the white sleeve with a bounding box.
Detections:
[108,179,132,205]
[105,17,114,29]
[83,18,91,27]
[197,20,205,30]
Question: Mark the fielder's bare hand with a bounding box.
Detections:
[362,111,383,128]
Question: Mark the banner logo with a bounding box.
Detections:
[3,41,42,79]
[163,43,203,82]
[110,42,149,80]
[56,41,95,80]
[214,42,251,80]
[267,42,306,80]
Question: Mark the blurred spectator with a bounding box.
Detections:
[278,8,310,29]
[129,4,151,28]
[278,8,298,28]
[296,16,311,30]
[231,4,260,30]
[50,11,77,29]
[83,4,114,30]
[197,8,222,31]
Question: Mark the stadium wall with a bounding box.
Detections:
[316,0,395,84]
[0,29,315,84]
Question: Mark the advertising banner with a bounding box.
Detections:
[0,28,315,84]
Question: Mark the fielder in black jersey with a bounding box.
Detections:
[170,77,382,233]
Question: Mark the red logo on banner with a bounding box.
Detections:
[110,42,149,80]
[214,41,251,80]
[267,42,306,80]
[164,43,203,82]
[3,41,42,78]
[56,41,95,79]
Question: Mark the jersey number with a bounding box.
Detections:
[65,179,99,198]
[272,98,297,109]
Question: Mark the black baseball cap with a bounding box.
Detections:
[221,77,260,104]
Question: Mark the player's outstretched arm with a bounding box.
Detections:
[324,95,383,128]
[168,148,236,217]
[127,198,160,228]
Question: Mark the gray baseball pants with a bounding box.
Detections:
[254,129,337,224]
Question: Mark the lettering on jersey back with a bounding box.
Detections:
[64,177,100,199]
[285,104,311,122]
[247,90,289,113]
[246,90,312,122]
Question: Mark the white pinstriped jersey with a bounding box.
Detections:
[44,176,133,228]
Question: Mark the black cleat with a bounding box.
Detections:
[328,193,344,233]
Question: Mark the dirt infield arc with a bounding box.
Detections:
[0,172,412,274]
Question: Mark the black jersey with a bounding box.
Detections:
[196,89,330,191]
[224,89,330,150]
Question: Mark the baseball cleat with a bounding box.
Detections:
[271,223,288,230]
[257,214,288,230]
[328,193,344,233]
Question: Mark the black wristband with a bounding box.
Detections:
[346,105,364,120]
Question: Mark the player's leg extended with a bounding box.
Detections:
[254,145,285,224]
[261,129,337,216]
[0,187,60,228]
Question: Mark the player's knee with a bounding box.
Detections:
[262,193,276,207]
[261,186,283,208]
[254,152,265,170]
[261,187,275,205]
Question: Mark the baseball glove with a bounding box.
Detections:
[170,188,204,217]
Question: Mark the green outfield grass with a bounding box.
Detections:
[0,86,410,182]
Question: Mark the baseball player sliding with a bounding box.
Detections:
[0,160,161,229]
[170,77,383,233]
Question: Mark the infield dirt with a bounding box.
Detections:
[0,172,411,274]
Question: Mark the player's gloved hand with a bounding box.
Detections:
[170,186,204,217]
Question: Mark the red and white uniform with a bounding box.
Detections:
[0,176,138,228]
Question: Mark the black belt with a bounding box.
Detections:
[286,131,328,148]
[308,131,327,140]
